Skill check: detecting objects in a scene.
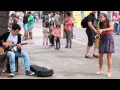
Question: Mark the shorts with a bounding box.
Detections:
[28,26,33,32]
[86,29,96,46]
[23,24,28,31]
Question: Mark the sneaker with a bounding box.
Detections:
[9,72,15,77]
[26,70,35,76]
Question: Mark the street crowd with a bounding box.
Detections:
[0,11,118,78]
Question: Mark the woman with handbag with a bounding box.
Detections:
[96,13,115,77]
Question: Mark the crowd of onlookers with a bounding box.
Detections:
[42,12,74,50]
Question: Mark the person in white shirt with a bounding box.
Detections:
[54,12,60,26]
[0,24,35,77]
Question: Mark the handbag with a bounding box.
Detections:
[95,21,100,49]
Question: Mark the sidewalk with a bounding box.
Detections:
[0,21,120,79]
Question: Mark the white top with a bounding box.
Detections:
[51,17,55,21]
[43,27,49,36]
[113,15,119,24]
[7,32,18,51]
[55,14,60,21]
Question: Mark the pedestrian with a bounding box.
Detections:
[96,13,114,77]
[0,24,35,77]
[64,12,73,48]
[54,12,60,26]
[45,14,49,22]
[49,20,55,46]
[51,13,55,22]
[8,17,14,32]
[54,24,61,50]
[42,22,49,46]
[48,13,52,24]
[23,11,29,40]
[112,11,119,34]
[11,12,18,25]
[42,15,46,25]
[27,11,34,39]
[85,11,99,59]
[117,17,120,35]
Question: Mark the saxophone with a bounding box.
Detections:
[95,21,100,49]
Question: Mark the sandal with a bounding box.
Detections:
[85,55,93,59]
[93,54,99,58]
[96,71,103,75]
[107,72,112,77]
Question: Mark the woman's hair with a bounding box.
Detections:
[44,22,49,28]
[66,12,71,17]
[99,13,110,28]
[27,11,31,15]
[100,13,110,23]
[50,20,54,26]
[56,24,61,28]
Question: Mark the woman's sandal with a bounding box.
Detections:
[107,72,112,77]
[96,71,104,75]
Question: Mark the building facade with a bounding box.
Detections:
[72,11,118,28]
[73,11,91,27]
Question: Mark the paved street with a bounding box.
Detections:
[0,20,120,79]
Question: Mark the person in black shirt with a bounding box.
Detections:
[23,12,29,40]
[85,11,99,59]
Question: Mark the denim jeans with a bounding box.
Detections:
[7,50,30,73]
[71,26,73,38]
[54,20,59,26]
[114,23,118,33]
[117,22,120,33]
[55,37,60,49]
[64,30,72,47]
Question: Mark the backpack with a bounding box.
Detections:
[81,16,88,28]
